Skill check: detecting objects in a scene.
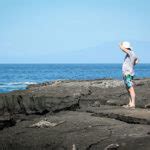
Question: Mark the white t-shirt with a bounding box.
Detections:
[122,50,138,76]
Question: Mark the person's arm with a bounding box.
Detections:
[134,57,139,65]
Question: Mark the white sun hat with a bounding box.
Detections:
[122,41,133,50]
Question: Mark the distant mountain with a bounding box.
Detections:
[68,41,150,63]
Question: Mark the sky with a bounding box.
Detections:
[0,0,150,63]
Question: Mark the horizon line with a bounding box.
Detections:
[0,63,150,65]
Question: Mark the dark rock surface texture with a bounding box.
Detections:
[0,79,150,150]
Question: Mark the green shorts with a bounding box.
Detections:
[123,74,134,89]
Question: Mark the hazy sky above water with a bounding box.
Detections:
[0,0,150,63]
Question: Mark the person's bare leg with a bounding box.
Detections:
[128,95,132,106]
[126,87,132,106]
[128,87,136,107]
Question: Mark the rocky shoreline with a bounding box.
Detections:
[0,79,150,150]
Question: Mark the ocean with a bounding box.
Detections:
[0,64,150,93]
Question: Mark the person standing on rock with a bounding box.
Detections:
[119,41,139,109]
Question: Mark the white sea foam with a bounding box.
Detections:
[7,82,37,85]
[0,82,38,93]
[0,82,37,88]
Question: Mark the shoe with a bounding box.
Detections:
[122,104,130,108]
[123,105,135,109]
[129,106,135,109]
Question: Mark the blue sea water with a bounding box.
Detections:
[0,64,150,93]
